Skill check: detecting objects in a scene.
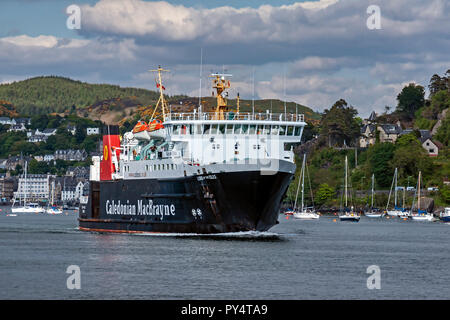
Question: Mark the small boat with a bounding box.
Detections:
[289,154,319,220]
[339,156,360,222]
[365,174,384,218]
[410,171,434,222]
[6,214,17,217]
[440,208,450,223]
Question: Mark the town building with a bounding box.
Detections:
[14,174,52,202]
[86,127,100,135]
[54,149,87,162]
[65,166,90,179]
[421,138,443,156]
[0,176,14,201]
[7,123,27,132]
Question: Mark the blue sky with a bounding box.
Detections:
[0,0,449,116]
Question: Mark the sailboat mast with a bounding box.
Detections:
[24,161,27,206]
[345,156,348,207]
[371,174,374,208]
[301,154,306,211]
[394,168,398,207]
[293,158,303,211]
[418,171,421,211]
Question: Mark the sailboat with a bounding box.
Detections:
[365,174,383,218]
[386,168,406,217]
[11,161,45,214]
[339,156,360,222]
[46,180,62,215]
[287,154,319,220]
[411,171,434,222]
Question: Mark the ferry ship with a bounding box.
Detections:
[79,67,306,234]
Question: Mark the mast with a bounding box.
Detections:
[394,168,398,207]
[345,156,348,207]
[24,161,27,206]
[301,154,306,211]
[198,48,203,115]
[149,66,170,121]
[371,173,374,208]
[417,171,421,211]
[293,154,306,211]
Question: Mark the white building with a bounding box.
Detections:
[86,127,100,135]
[421,138,443,156]
[14,174,51,202]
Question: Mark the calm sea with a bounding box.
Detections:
[0,206,449,300]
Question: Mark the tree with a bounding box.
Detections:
[428,74,446,97]
[396,83,425,117]
[320,99,360,147]
[392,134,433,181]
[315,183,335,205]
[368,143,396,187]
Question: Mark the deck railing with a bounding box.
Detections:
[165,112,304,123]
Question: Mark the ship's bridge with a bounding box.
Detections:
[162,111,306,164]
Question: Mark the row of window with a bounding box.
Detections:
[123,163,179,172]
[171,124,302,136]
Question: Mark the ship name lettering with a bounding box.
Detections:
[137,200,176,218]
[105,200,136,215]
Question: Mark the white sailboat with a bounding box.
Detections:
[11,161,45,214]
[286,154,319,220]
[46,180,62,215]
[339,156,360,222]
[411,171,434,222]
[386,168,406,217]
[365,174,383,218]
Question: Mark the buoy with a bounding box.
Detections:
[286,215,289,220]
[333,219,337,222]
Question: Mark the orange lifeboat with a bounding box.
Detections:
[132,120,149,134]
[147,119,164,132]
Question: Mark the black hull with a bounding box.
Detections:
[79,170,293,234]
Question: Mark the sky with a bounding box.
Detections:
[0,0,449,117]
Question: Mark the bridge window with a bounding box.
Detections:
[189,125,194,135]
[263,125,271,135]
[234,124,241,134]
[241,125,249,134]
[218,124,225,134]
[226,124,233,134]
[287,126,294,136]
[279,126,286,135]
[249,125,256,134]
[295,126,302,136]
[195,125,202,134]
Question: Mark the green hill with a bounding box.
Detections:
[0,76,168,115]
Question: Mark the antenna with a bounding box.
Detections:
[199,48,203,116]
[283,65,286,120]
[252,67,255,116]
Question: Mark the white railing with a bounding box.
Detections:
[165,112,304,123]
